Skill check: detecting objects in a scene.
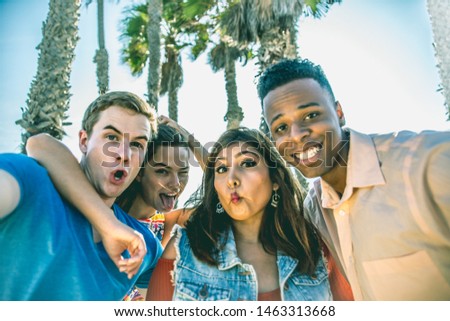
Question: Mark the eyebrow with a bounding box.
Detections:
[215,149,260,162]
[151,162,189,170]
[269,102,320,126]
[104,125,149,142]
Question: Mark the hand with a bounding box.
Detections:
[158,115,190,139]
[99,220,147,279]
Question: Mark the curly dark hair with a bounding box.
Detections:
[185,127,321,275]
[116,124,189,212]
[257,58,336,106]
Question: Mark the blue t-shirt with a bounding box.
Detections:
[0,154,163,300]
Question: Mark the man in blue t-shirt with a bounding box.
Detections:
[0,91,163,300]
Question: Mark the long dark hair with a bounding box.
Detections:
[185,127,321,274]
[116,124,188,212]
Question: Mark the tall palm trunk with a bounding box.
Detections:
[93,0,109,94]
[167,48,180,122]
[427,0,450,120]
[147,0,163,110]
[161,43,183,122]
[258,26,298,134]
[224,49,243,129]
[168,84,179,122]
[16,0,81,152]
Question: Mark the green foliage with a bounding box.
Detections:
[120,4,149,76]
[303,0,342,18]
[182,0,217,20]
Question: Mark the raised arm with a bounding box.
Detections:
[26,133,146,278]
[158,115,208,171]
[160,208,194,247]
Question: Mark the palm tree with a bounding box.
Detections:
[86,0,111,95]
[427,0,450,120]
[160,36,183,121]
[218,0,341,133]
[221,0,341,74]
[221,0,341,191]
[183,0,249,129]
[208,41,246,129]
[120,1,206,120]
[16,0,81,152]
[120,4,149,76]
[147,0,163,111]
[186,0,340,131]
[120,1,163,111]
[220,0,301,74]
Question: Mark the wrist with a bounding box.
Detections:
[92,208,121,236]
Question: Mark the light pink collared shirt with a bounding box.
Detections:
[304,129,450,300]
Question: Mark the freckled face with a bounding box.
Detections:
[263,78,347,179]
[214,143,276,223]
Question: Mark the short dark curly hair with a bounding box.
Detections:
[257,59,336,106]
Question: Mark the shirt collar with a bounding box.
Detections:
[320,128,386,209]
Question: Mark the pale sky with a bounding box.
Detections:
[0,0,448,205]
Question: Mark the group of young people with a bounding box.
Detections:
[0,58,449,301]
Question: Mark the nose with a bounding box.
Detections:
[290,122,309,143]
[117,139,131,166]
[168,173,181,192]
[226,167,240,189]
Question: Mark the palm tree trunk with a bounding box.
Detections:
[94,0,109,95]
[168,84,178,122]
[16,0,81,153]
[427,0,450,120]
[224,49,243,130]
[147,0,163,110]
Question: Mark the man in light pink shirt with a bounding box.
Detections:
[258,58,450,300]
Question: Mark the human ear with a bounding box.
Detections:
[336,101,346,126]
[79,130,88,155]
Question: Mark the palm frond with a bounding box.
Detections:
[303,0,342,18]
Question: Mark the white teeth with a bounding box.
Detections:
[295,146,320,161]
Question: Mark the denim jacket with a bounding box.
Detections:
[171,225,332,301]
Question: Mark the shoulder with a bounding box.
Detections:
[371,130,450,153]
[0,153,51,191]
[0,153,47,177]
[161,225,186,260]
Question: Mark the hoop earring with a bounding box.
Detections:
[216,202,224,214]
[271,190,280,208]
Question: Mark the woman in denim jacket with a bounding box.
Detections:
[147,128,332,301]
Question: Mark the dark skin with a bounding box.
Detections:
[263,78,349,195]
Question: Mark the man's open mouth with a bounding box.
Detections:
[111,169,127,184]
